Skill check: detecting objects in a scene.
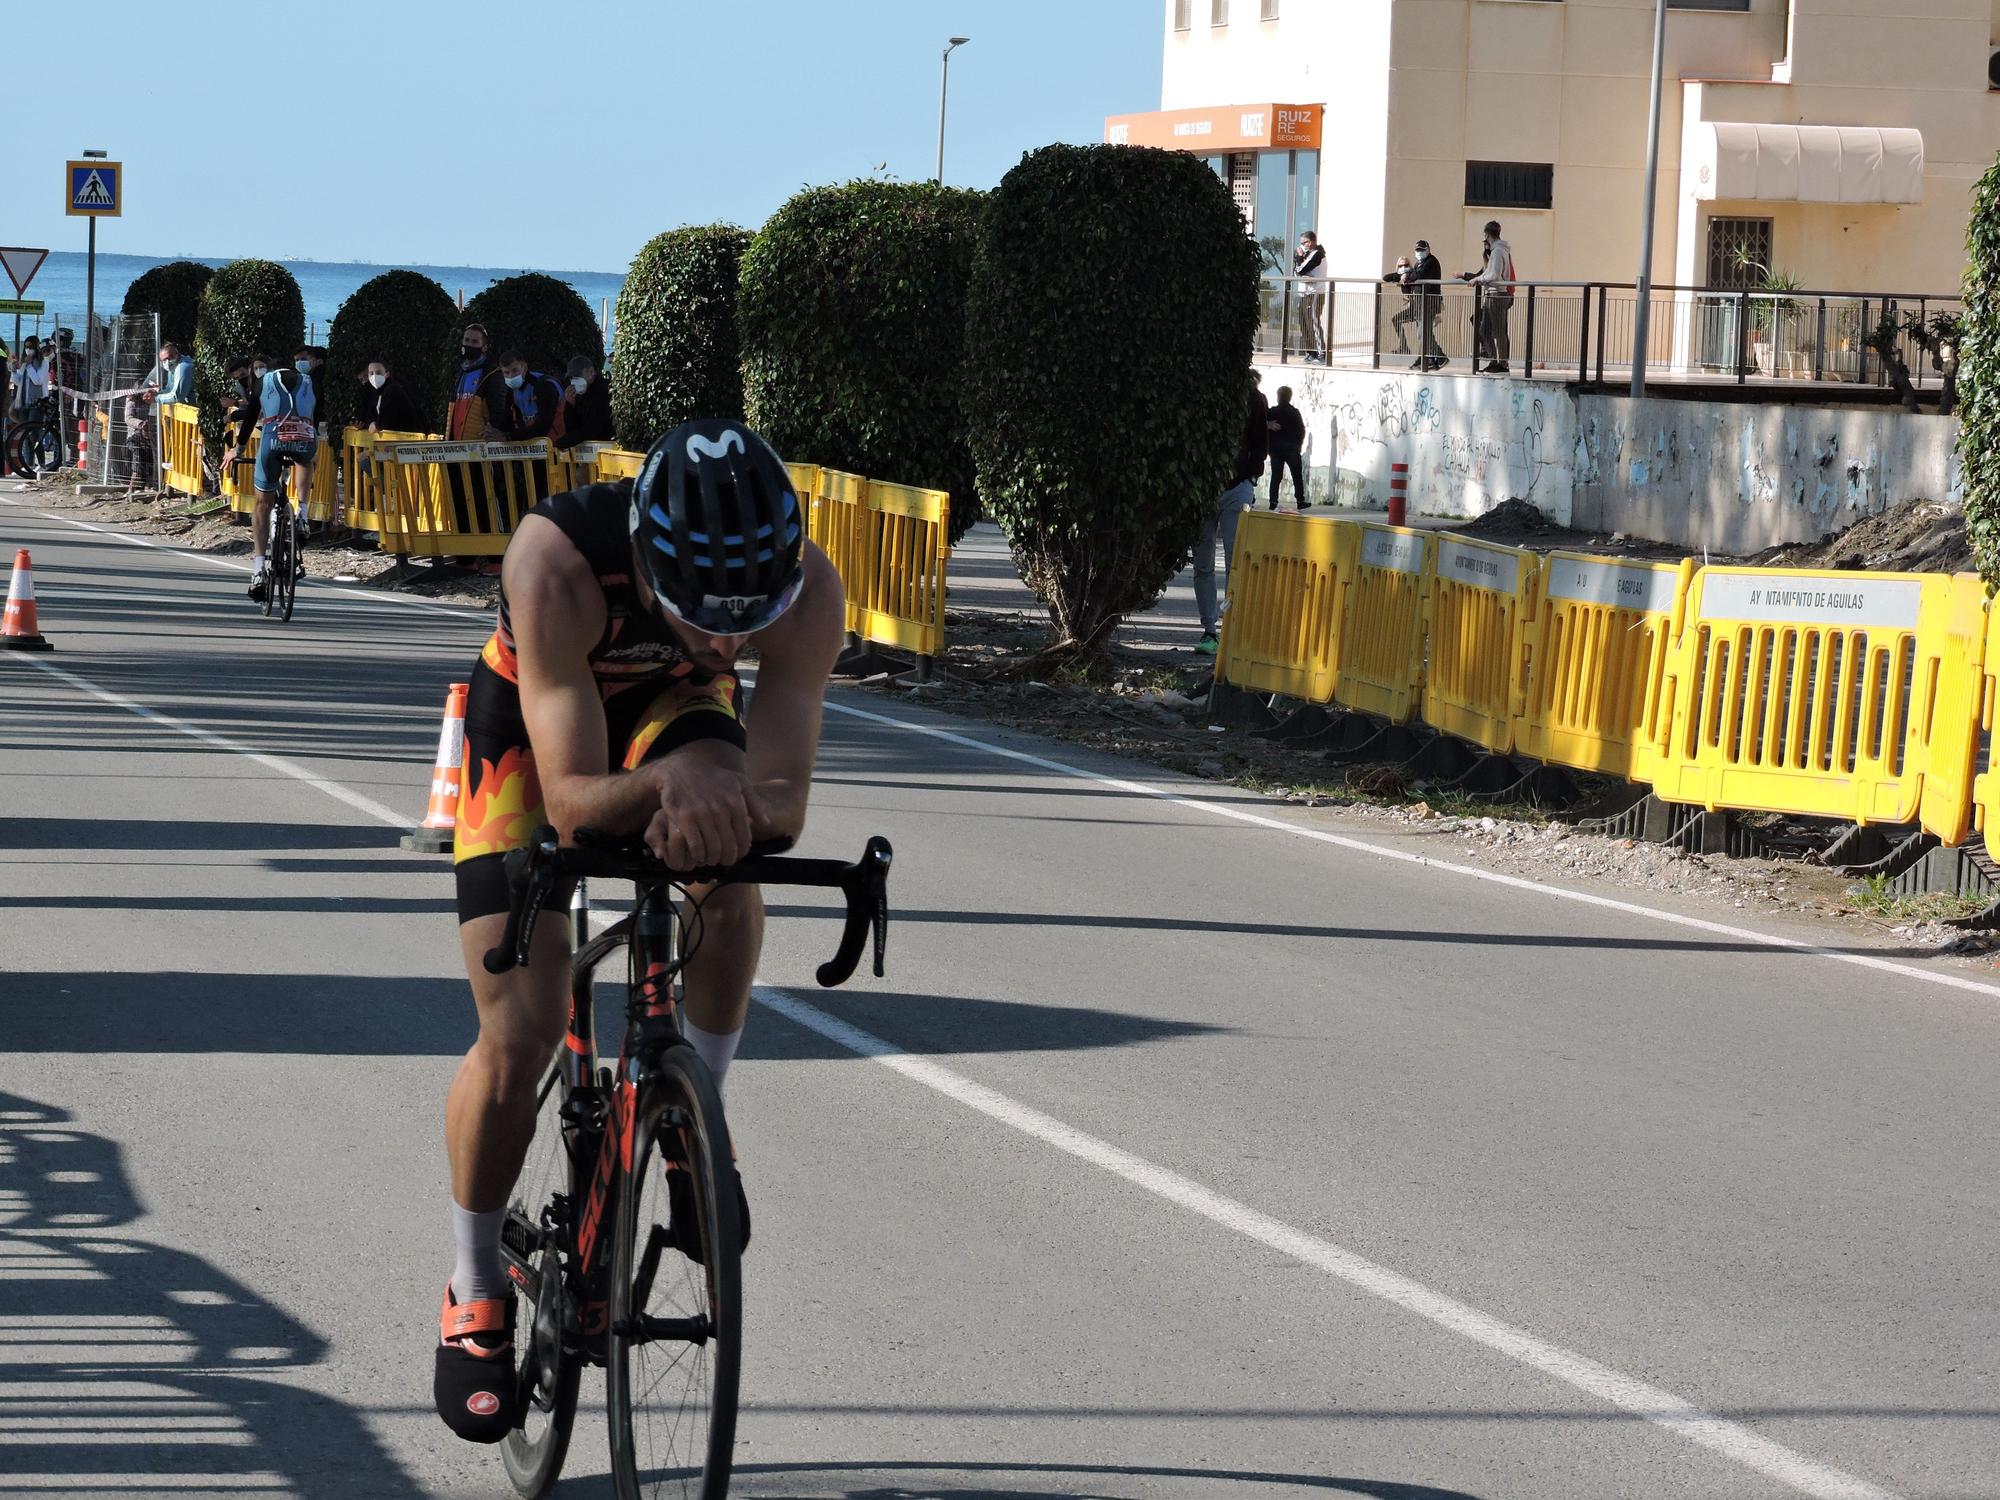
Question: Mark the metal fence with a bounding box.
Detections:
[85,311,160,488]
[1261,276,1962,395]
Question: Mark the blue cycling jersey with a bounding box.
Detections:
[258,370,316,425]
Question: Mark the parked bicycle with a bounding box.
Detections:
[486,824,892,1500]
[6,395,68,479]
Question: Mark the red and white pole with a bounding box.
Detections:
[1388,463,1409,528]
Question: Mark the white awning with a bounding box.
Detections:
[1689,123,1924,205]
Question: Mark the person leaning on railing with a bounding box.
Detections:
[1459,221,1517,374]
[1389,240,1447,371]
[358,354,424,433]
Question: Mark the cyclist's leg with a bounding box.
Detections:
[439,664,573,1441]
[250,439,284,593]
[619,672,758,1086]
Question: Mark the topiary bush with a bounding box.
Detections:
[122,260,214,352]
[193,259,305,446]
[739,181,987,540]
[1959,154,2000,589]
[964,144,1260,658]
[611,225,751,449]
[326,269,457,437]
[446,272,604,399]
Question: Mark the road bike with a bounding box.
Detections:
[486,824,893,1500]
[6,395,67,478]
[257,452,310,623]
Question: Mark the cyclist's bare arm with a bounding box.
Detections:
[510,515,664,841]
[741,546,846,838]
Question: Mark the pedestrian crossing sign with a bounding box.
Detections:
[66,160,121,217]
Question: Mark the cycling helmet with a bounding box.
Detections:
[630,417,805,636]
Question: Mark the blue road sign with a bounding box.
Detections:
[66,160,121,217]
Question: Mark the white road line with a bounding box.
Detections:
[822,697,2000,1004]
[755,984,1899,1500]
[4,656,408,831]
[0,498,491,621]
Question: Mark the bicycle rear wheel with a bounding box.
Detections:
[266,501,294,621]
[500,1067,584,1499]
[607,1047,740,1500]
[17,423,64,479]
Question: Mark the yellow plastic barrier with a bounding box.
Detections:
[805,468,870,638]
[376,438,561,557]
[340,427,435,539]
[1653,566,1987,828]
[223,428,335,518]
[852,479,951,663]
[1333,523,1432,724]
[158,402,204,497]
[1423,534,1537,754]
[1514,553,1691,783]
[1214,510,1352,703]
[590,446,646,483]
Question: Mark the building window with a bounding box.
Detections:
[1174,0,1191,30]
[1706,217,1774,287]
[1465,160,1554,211]
[1211,0,1228,26]
[1669,0,1751,9]
[1261,0,1279,18]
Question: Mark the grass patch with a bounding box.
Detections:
[1845,873,1992,923]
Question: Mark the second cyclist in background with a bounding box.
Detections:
[249,348,318,602]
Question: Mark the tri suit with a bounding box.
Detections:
[453,480,746,924]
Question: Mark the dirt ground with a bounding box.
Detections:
[14,477,1994,966]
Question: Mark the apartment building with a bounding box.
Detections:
[1106,0,1999,296]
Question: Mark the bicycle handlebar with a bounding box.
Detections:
[481,824,893,989]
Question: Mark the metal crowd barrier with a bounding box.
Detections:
[1214,512,1998,857]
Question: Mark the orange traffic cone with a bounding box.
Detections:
[402,683,469,853]
[0,549,54,652]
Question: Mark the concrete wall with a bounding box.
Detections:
[1253,362,1576,526]
[1570,396,1963,552]
[1253,357,1962,553]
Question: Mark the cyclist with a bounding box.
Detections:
[435,417,843,1442]
[247,349,318,601]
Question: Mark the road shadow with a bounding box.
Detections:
[0,816,395,852]
[743,990,1228,1063]
[604,1458,1489,1498]
[0,1090,427,1498]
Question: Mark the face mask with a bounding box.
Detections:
[253,368,267,380]
[504,373,525,390]
[369,373,387,389]
[462,347,482,365]
[570,377,588,395]
[295,360,312,375]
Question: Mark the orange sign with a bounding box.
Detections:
[1104,103,1322,153]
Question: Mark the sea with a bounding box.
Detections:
[5,251,627,346]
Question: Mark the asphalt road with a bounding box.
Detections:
[4,481,2000,1500]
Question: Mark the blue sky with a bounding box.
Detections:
[1,0,1161,273]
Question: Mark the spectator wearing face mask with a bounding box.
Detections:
[221,356,259,468]
[553,357,613,450]
[480,352,564,442]
[448,323,495,440]
[357,355,424,433]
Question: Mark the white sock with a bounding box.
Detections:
[683,1020,743,1093]
[251,552,265,572]
[449,1202,507,1307]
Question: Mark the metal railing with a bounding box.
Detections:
[1259,275,1962,395]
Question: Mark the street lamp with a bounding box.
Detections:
[936,36,971,185]
[1631,0,1668,396]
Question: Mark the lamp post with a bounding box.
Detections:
[936,36,971,185]
[1631,0,1668,397]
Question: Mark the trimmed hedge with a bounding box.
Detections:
[121,260,214,352]
[611,225,751,449]
[963,144,1260,652]
[192,259,305,446]
[1961,154,2000,589]
[326,269,457,437]
[739,181,986,541]
[446,272,603,398]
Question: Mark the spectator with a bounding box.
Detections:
[554,356,613,450]
[480,351,563,442]
[1293,230,1327,363]
[1460,219,1517,374]
[0,340,10,464]
[1405,239,1447,370]
[220,356,258,468]
[1384,256,1415,355]
[141,342,197,408]
[1193,370,1269,656]
[357,355,424,433]
[1266,385,1307,510]
[448,323,495,440]
[10,339,52,443]
[307,345,328,424]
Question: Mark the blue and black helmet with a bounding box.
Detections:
[629,418,806,636]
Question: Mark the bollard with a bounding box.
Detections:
[1388,463,1408,527]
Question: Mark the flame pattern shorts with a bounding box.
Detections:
[453,658,745,925]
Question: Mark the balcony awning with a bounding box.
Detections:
[1689,123,1924,205]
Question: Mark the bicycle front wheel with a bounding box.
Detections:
[18,423,64,478]
[607,1047,741,1500]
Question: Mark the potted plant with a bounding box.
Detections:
[1730,246,1804,376]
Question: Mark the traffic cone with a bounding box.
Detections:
[0,549,55,652]
[401,682,469,853]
